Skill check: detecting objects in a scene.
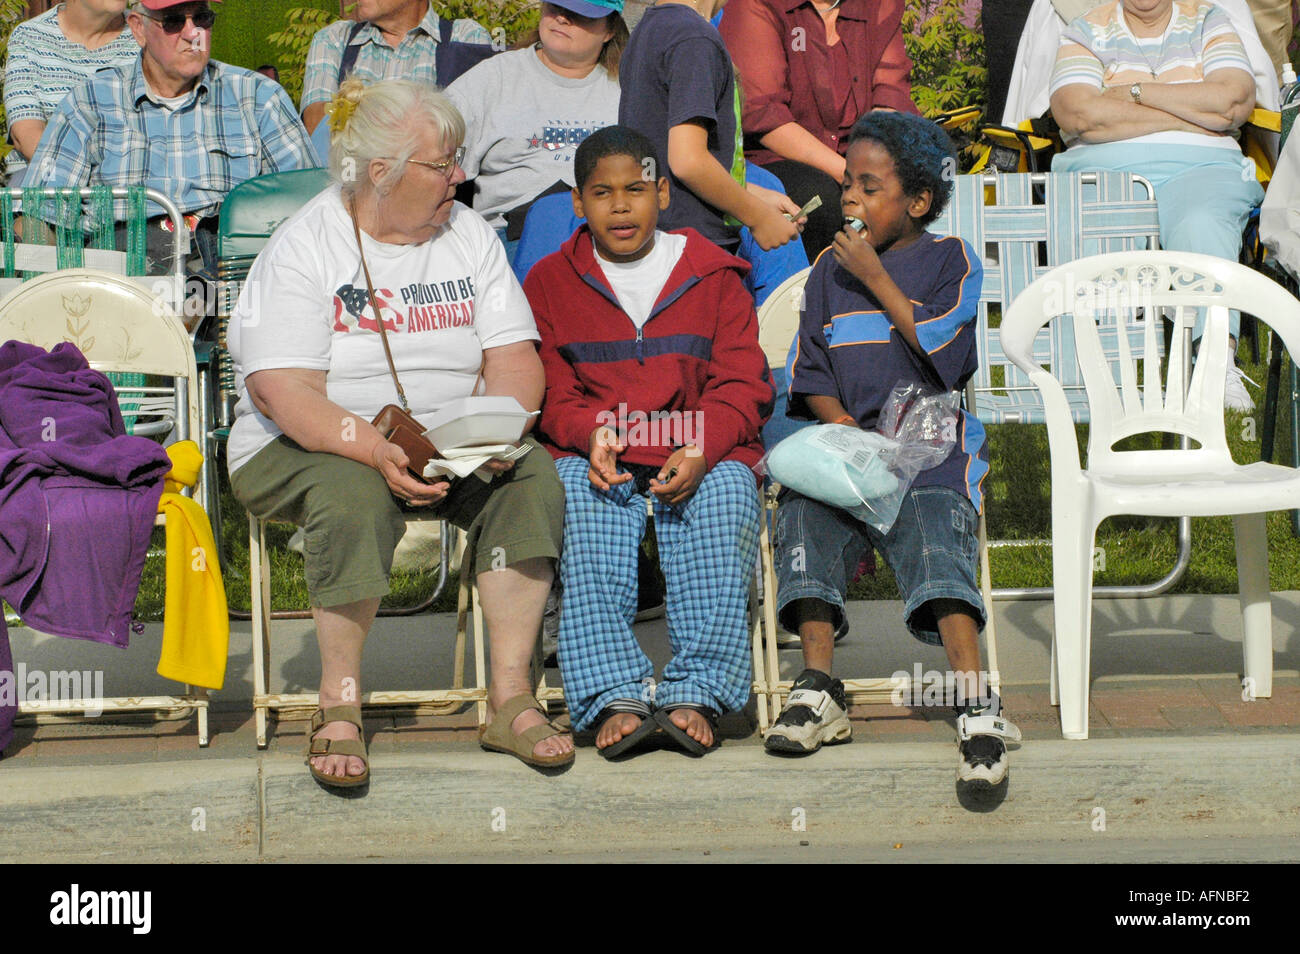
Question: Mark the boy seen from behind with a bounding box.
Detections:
[618,0,802,253]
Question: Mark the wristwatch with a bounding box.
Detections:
[1130,83,1143,104]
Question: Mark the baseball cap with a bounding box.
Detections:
[546,0,623,18]
[138,0,222,10]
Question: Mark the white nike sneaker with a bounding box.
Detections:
[956,706,1022,789]
[1223,362,1257,413]
[764,674,852,754]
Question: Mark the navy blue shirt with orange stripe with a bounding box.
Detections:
[787,231,990,511]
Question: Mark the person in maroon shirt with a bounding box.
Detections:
[720,0,917,258]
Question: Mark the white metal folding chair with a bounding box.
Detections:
[371,499,774,738]
[1001,251,1291,738]
[754,268,806,718]
[221,172,463,746]
[247,514,485,747]
[754,267,1004,715]
[0,268,209,743]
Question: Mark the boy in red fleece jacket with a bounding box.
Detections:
[524,125,772,758]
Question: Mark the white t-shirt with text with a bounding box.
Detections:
[226,185,539,473]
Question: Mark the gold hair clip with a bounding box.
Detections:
[327,93,358,134]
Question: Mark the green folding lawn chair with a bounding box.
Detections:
[0,185,189,438]
[201,168,332,561]
[205,167,453,616]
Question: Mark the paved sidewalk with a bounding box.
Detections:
[5,672,1299,762]
[2,593,1297,861]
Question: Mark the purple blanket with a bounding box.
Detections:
[0,340,172,753]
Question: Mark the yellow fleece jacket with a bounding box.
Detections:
[156,441,229,690]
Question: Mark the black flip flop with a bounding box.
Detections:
[653,705,719,756]
[595,705,660,759]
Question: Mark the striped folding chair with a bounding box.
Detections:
[0,185,198,491]
[934,172,1164,426]
[930,171,1189,601]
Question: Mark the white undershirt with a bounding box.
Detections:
[144,80,191,111]
[595,230,687,330]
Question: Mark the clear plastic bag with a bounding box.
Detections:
[760,383,959,533]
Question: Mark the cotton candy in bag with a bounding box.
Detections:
[760,384,959,533]
[764,425,899,509]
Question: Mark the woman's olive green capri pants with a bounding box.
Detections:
[230,435,565,608]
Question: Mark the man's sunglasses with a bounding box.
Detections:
[138,8,217,34]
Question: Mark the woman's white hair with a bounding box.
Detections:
[328,78,466,196]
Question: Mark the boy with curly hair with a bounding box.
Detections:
[769,111,1020,790]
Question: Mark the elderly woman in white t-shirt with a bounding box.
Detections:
[226,79,571,789]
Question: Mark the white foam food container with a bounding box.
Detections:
[422,396,535,450]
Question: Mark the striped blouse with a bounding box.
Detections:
[3,6,140,174]
[1050,0,1252,148]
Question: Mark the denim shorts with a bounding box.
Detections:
[773,485,984,646]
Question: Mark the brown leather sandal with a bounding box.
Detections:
[479,693,574,769]
[305,705,369,789]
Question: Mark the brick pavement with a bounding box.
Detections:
[6,674,1296,762]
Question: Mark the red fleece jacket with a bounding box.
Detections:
[525,226,773,473]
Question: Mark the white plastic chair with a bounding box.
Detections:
[0,268,209,743]
[1001,251,1293,738]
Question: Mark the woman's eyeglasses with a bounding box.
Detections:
[139,8,217,34]
[395,147,466,179]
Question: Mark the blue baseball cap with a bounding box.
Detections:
[547,0,623,18]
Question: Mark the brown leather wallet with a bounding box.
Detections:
[372,403,438,483]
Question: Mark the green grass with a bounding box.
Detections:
[130,477,458,619]
[851,341,1300,601]
[89,341,1300,621]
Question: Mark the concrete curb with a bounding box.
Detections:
[3,735,1296,862]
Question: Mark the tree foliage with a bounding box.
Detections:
[432,0,541,42]
[903,0,986,117]
[266,5,342,106]
[903,0,987,169]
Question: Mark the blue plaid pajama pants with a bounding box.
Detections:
[554,456,761,731]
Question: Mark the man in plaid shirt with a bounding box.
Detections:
[27,0,317,288]
[300,0,492,136]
